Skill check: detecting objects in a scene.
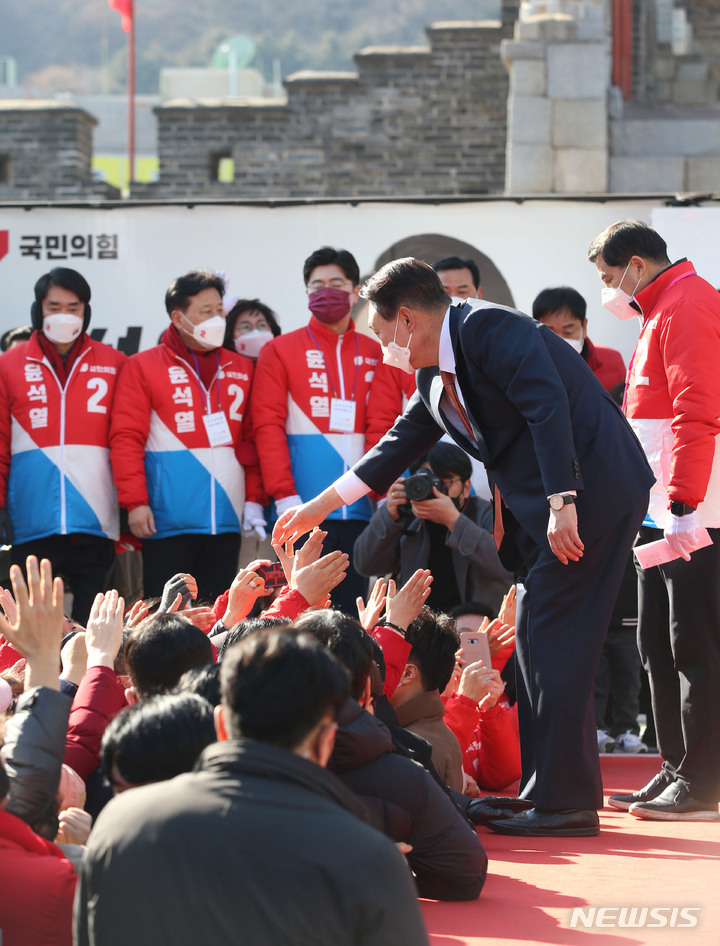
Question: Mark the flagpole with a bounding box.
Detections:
[128,0,136,184]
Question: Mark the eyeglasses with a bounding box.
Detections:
[440,476,463,489]
[307,278,351,292]
[236,319,270,334]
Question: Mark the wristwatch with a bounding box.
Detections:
[548,494,576,511]
[669,501,695,517]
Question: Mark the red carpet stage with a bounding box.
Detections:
[421,756,720,945]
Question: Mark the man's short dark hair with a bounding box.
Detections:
[32,268,92,331]
[587,220,671,268]
[433,256,481,291]
[1,326,33,351]
[427,442,472,483]
[532,287,587,324]
[303,247,360,287]
[165,270,226,315]
[176,663,222,707]
[449,601,496,621]
[294,610,373,701]
[218,616,292,660]
[124,613,214,699]
[405,608,460,693]
[34,267,91,306]
[220,630,349,749]
[101,692,216,787]
[360,257,451,321]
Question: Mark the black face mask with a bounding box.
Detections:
[453,493,473,515]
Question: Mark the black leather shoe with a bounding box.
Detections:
[629,780,720,821]
[485,808,600,837]
[466,800,520,825]
[476,795,535,814]
[607,769,675,811]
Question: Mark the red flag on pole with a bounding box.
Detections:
[108,0,136,183]
[109,0,133,33]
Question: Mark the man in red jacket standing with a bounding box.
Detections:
[252,247,391,613]
[0,268,125,623]
[589,219,720,821]
[532,286,626,392]
[110,271,263,599]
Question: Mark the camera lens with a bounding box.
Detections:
[404,472,433,502]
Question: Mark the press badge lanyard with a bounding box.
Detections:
[190,350,233,447]
[306,327,360,433]
[622,267,695,414]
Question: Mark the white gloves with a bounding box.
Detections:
[275,494,302,518]
[242,502,267,541]
[664,511,698,562]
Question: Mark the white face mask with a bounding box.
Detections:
[234,329,273,360]
[601,261,643,321]
[382,314,414,375]
[564,336,584,354]
[43,313,83,345]
[182,314,226,349]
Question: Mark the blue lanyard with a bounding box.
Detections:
[190,350,223,414]
[306,327,359,401]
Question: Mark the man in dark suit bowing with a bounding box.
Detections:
[274,257,654,837]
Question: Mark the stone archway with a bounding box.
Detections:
[371,232,514,306]
[353,231,514,335]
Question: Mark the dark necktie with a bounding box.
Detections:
[439,369,504,550]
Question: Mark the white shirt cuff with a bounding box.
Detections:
[334,470,371,505]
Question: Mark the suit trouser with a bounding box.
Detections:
[595,626,643,735]
[11,534,115,626]
[635,526,720,804]
[141,532,241,602]
[318,518,369,615]
[513,499,647,810]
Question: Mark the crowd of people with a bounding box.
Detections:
[1,219,719,944]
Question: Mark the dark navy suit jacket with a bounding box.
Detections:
[356,301,654,553]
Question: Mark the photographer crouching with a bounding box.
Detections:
[353,443,512,614]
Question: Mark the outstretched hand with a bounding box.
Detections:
[385,569,432,632]
[86,590,125,669]
[485,619,515,658]
[222,566,268,628]
[124,599,148,629]
[159,573,197,613]
[293,550,349,607]
[272,487,344,547]
[0,556,64,690]
[357,578,387,632]
[497,584,516,628]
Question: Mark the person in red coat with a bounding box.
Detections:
[0,268,126,623]
[532,286,626,392]
[0,789,76,946]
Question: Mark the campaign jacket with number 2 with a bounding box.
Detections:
[252,316,388,522]
[110,328,261,539]
[0,333,126,544]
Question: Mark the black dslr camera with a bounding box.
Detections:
[397,468,446,518]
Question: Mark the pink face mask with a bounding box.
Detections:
[381,314,414,374]
[308,287,352,324]
[234,330,274,360]
[601,261,643,321]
